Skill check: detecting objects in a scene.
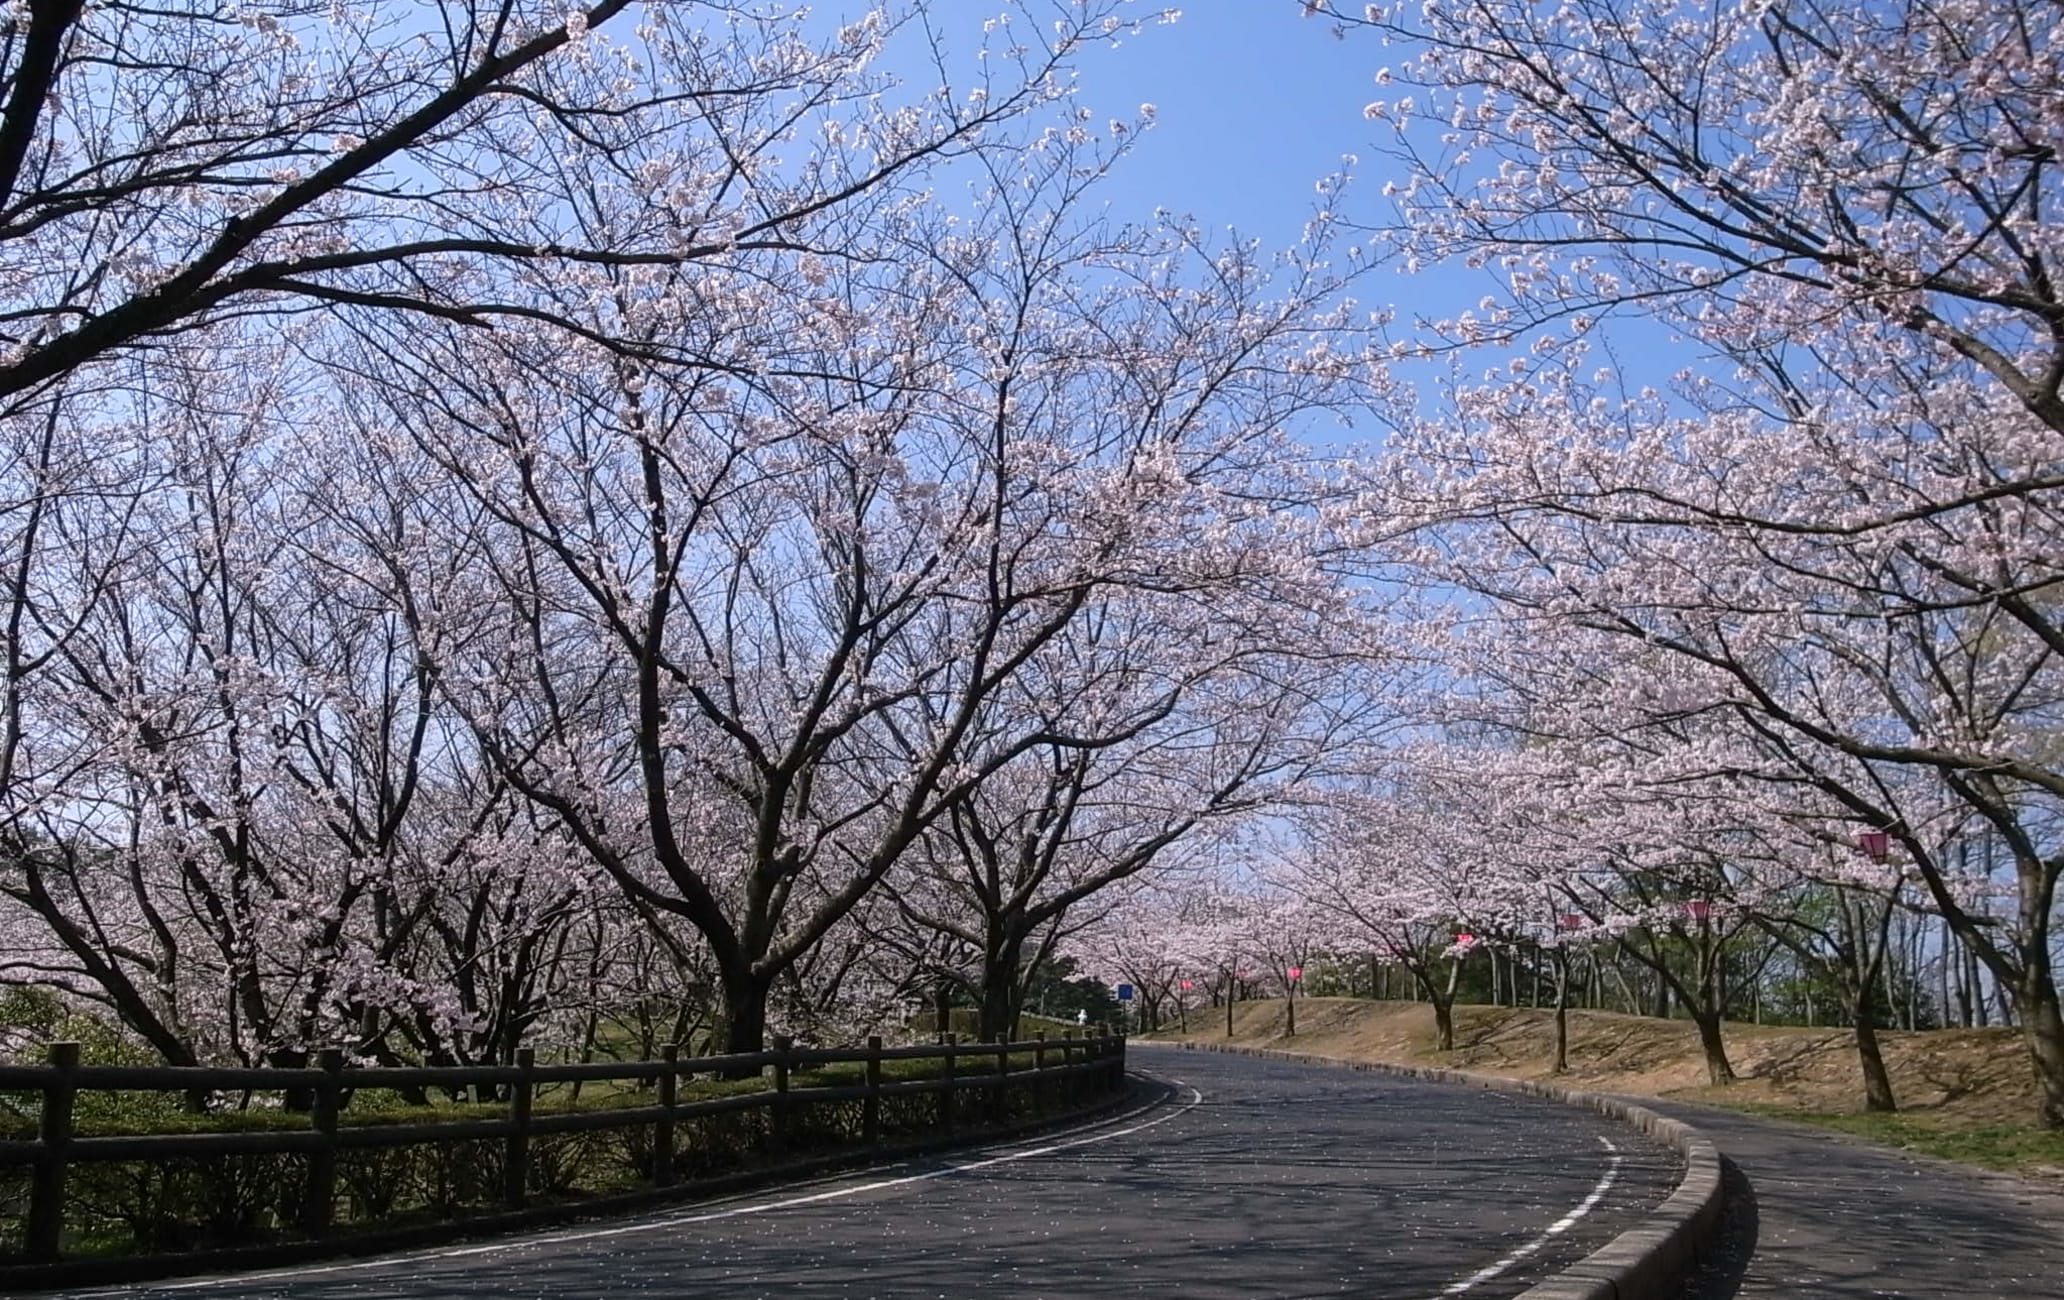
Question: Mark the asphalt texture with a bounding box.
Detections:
[75,1049,1680,1300]
[1661,1100,2064,1300]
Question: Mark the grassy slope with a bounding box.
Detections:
[1153,996,2064,1179]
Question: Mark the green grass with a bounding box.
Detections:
[1712,1101,2064,1176]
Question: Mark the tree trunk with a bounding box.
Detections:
[1852,996,1898,1112]
[1286,982,1297,1037]
[1551,949,1570,1075]
[1692,1010,1735,1085]
[978,970,1016,1044]
[1937,918,1952,1030]
[977,932,1026,1043]
[1431,957,1461,1051]
[2017,979,2064,1128]
[716,975,771,1077]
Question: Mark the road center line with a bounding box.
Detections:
[1435,1135,1623,1297]
[129,1076,1205,1295]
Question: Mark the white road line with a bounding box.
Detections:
[113,1077,1205,1296]
[1436,1135,1623,1297]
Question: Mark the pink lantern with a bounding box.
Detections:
[1286,966,1303,982]
[1684,900,1712,924]
[1455,932,1475,946]
[1558,913,1584,932]
[1856,830,1892,863]
[1180,980,1194,991]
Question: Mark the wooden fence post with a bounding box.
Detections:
[26,1040,79,1262]
[862,1035,883,1145]
[992,1034,1009,1124]
[504,1047,534,1208]
[768,1036,791,1158]
[1032,1032,1047,1117]
[301,1048,343,1235]
[939,1033,957,1136]
[1061,1029,1076,1104]
[654,1044,679,1188]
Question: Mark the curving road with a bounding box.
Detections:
[1664,1099,2064,1299]
[77,1049,1681,1300]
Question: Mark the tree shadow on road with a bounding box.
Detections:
[1680,1157,1757,1299]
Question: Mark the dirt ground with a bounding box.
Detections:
[1154,996,2040,1125]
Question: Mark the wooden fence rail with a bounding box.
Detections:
[0,1028,1128,1264]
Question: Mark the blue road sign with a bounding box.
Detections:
[1116,983,1135,1002]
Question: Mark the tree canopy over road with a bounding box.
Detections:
[4,0,2063,1138]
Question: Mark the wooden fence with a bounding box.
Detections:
[0,1028,1128,1266]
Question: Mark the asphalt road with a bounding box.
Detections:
[79,1048,1680,1300]
[1662,1100,2064,1300]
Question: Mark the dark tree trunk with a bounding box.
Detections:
[977,931,1026,1043]
[1412,959,1458,1051]
[2018,979,2064,1129]
[716,974,771,1077]
[1432,997,1455,1051]
[1851,996,1898,1112]
[1692,1010,1735,1085]
[1552,949,1570,1075]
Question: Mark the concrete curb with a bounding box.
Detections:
[1143,1041,1726,1300]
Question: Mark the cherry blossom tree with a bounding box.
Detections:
[344,93,1378,1058]
[0,1,1221,1068]
[1321,0,2063,440]
[0,345,603,1071]
[1368,371,2064,1113]
[1085,884,1201,1033]
[1289,767,1531,1052]
[878,573,1383,1041]
[0,1,1148,401]
[1326,0,2064,1125]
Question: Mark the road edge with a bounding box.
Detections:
[1145,1041,1725,1300]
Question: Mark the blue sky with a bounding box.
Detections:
[1046,6,1712,429]
[869,4,1663,428]
[1062,7,1379,246]
[1053,9,1529,385]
